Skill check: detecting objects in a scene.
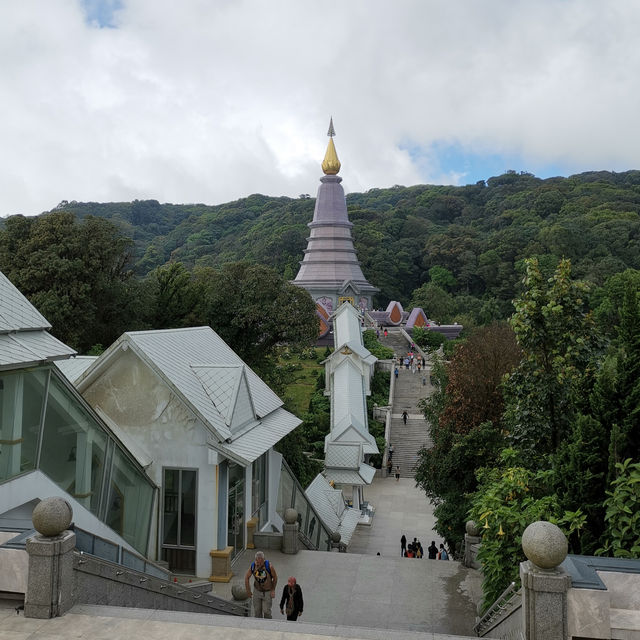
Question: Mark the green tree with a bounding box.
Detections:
[410,282,454,323]
[197,262,318,377]
[429,265,457,291]
[504,258,599,460]
[596,459,640,558]
[0,211,135,351]
[145,262,203,329]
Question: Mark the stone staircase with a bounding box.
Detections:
[382,329,434,478]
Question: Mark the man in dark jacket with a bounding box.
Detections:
[279,576,303,621]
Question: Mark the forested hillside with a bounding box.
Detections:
[39,169,640,328]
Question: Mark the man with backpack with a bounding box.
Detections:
[245,550,278,618]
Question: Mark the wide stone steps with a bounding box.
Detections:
[388,354,435,478]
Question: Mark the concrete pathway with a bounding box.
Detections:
[1,478,482,639]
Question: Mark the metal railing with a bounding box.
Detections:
[474,581,522,637]
[278,457,332,551]
[72,524,171,580]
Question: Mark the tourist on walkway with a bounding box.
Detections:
[245,551,278,618]
[279,576,303,621]
[394,366,399,379]
[438,544,449,560]
[384,328,388,338]
[402,410,408,425]
[400,534,407,556]
[427,541,438,559]
[395,465,400,481]
[387,459,393,476]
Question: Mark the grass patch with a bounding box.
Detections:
[281,347,326,416]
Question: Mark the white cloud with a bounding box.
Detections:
[1,0,640,216]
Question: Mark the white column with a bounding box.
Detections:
[74,430,93,509]
[351,485,360,510]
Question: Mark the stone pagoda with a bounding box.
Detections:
[292,119,379,321]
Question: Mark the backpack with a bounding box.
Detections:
[440,548,448,560]
[251,559,272,576]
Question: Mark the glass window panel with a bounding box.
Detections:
[106,445,154,554]
[163,469,179,546]
[40,373,107,517]
[293,489,309,533]
[180,470,196,547]
[276,466,294,518]
[122,549,145,572]
[0,369,47,482]
[251,453,267,527]
[94,536,119,563]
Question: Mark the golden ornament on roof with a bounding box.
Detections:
[322,117,341,175]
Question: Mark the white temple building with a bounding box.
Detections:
[305,300,379,546]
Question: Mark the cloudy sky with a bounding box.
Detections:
[2,0,640,217]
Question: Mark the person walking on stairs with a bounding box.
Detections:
[245,551,278,618]
[395,465,400,481]
[427,541,438,559]
[402,410,408,425]
[400,534,407,557]
[438,544,449,560]
[279,576,303,621]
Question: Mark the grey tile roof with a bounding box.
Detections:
[125,327,283,438]
[0,271,51,333]
[219,407,301,465]
[0,330,75,369]
[325,442,362,469]
[79,326,297,462]
[304,474,360,545]
[55,356,98,383]
[324,462,376,486]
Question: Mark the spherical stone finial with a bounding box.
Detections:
[32,497,73,537]
[330,531,341,543]
[522,521,568,570]
[284,508,298,524]
[231,585,249,601]
[466,520,479,536]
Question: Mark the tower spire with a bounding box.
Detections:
[327,116,336,137]
[322,117,341,175]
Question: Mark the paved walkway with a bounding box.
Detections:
[2,478,482,639]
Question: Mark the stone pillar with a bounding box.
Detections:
[246,516,258,550]
[282,508,299,554]
[209,546,233,582]
[464,520,481,569]
[25,497,75,619]
[520,521,571,640]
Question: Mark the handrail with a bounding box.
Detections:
[474,581,522,636]
[279,456,332,551]
[72,523,171,580]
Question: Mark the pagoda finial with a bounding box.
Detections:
[322,117,341,175]
[327,116,336,137]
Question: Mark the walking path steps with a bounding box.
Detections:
[383,328,435,478]
[2,330,483,639]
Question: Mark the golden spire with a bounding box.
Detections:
[322,117,341,175]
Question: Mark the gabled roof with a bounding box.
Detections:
[325,442,362,469]
[216,407,301,465]
[0,269,75,369]
[326,421,378,454]
[55,356,98,384]
[304,473,361,545]
[332,301,362,347]
[78,326,286,446]
[0,330,75,370]
[0,271,51,333]
[324,462,376,486]
[330,341,376,366]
